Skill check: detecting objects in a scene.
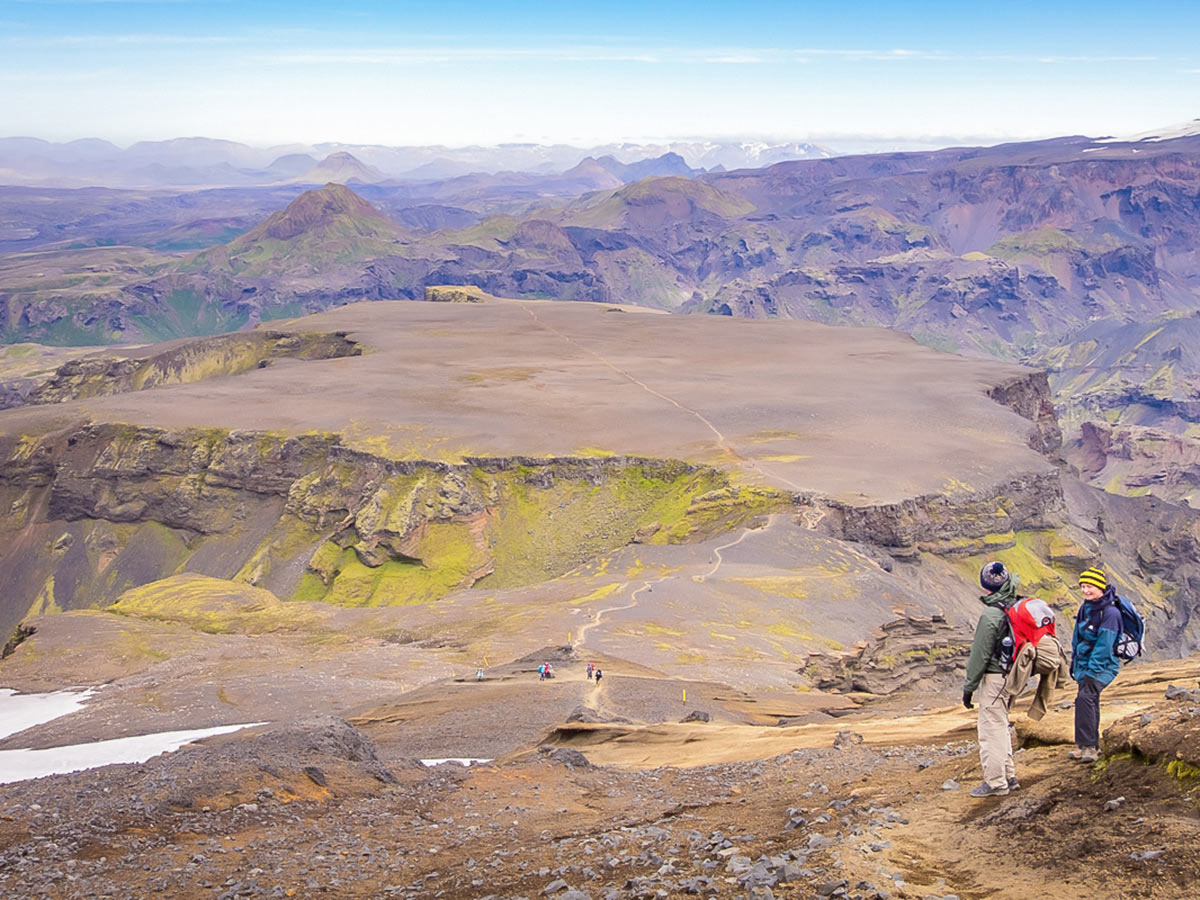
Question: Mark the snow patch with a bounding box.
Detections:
[0,723,267,785]
[0,687,94,741]
[1095,119,1200,143]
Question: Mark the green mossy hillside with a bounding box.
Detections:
[110,574,322,633]
[0,422,790,619]
[290,461,790,606]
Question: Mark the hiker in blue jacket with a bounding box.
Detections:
[1070,567,1123,763]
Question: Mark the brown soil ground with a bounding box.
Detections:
[0,298,1052,505]
[2,631,1197,899]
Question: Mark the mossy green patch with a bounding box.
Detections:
[481,463,781,588]
[25,576,63,617]
[573,447,618,458]
[766,622,811,639]
[730,576,810,600]
[987,228,1080,260]
[950,529,1080,609]
[302,521,488,607]
[1091,750,1132,773]
[458,367,539,385]
[569,583,622,606]
[640,623,684,637]
[111,574,322,634]
[1167,759,1200,780]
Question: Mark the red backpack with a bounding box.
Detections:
[995,596,1057,673]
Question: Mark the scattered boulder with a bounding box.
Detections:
[1164,684,1200,703]
[833,730,863,750]
[545,748,592,769]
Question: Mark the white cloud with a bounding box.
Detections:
[250,46,773,66]
[2,32,249,47]
[703,55,765,64]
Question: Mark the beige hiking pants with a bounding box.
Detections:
[977,673,1015,789]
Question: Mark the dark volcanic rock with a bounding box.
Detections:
[804,614,973,694]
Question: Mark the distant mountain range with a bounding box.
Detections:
[5,131,1200,352]
[0,136,832,189]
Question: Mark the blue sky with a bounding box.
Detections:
[2,0,1198,149]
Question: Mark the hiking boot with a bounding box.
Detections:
[1007,777,1021,791]
[1068,747,1087,761]
[1080,747,1100,763]
[968,782,1009,798]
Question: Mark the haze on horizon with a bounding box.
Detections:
[2,0,1199,151]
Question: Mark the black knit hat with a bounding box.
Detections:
[980,561,1009,593]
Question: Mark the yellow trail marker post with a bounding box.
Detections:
[683,689,687,703]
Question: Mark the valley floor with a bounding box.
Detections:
[0,654,1197,900]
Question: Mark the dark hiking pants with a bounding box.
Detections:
[1074,676,1104,748]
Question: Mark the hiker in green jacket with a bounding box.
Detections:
[962,561,1021,798]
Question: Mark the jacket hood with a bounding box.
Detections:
[980,573,1021,608]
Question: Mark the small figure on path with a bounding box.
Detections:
[594,667,603,686]
[586,662,595,680]
[538,664,546,681]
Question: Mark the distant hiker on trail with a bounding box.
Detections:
[586,662,595,681]
[1070,567,1124,764]
[538,664,546,681]
[962,561,1022,798]
[476,668,484,682]
[594,667,603,686]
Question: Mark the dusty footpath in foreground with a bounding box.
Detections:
[0,656,1197,900]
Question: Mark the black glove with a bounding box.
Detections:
[962,690,974,710]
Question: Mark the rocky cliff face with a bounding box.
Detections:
[987,372,1064,454]
[0,423,787,638]
[0,330,360,410]
[1073,422,1200,507]
[820,469,1065,561]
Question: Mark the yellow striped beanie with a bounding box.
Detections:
[1078,567,1108,590]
